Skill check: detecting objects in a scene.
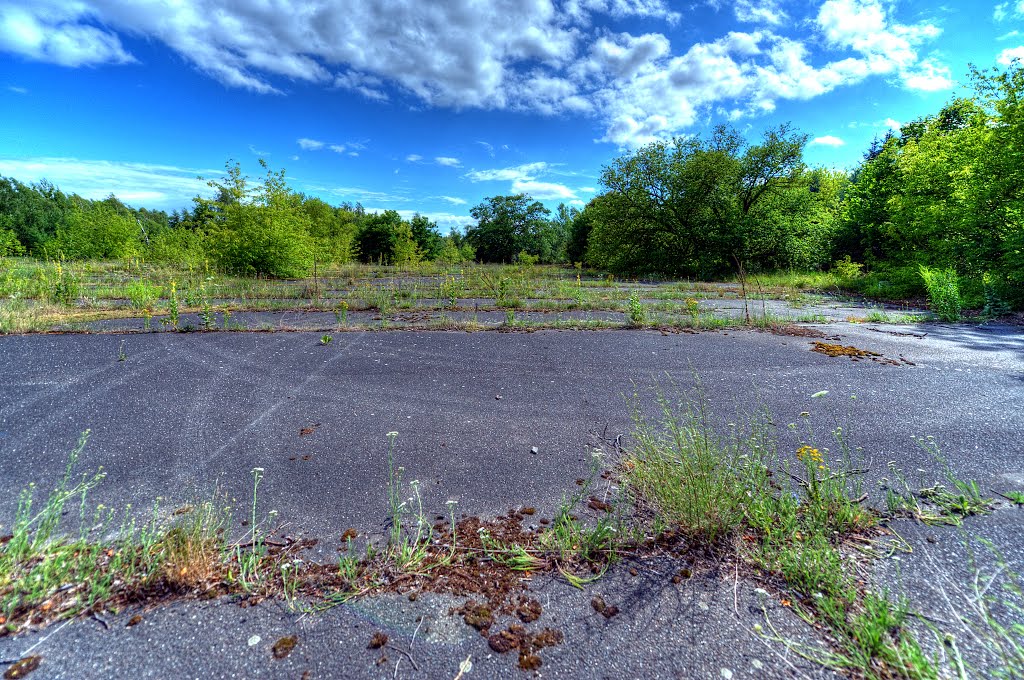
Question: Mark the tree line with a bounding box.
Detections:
[1,62,1020,307]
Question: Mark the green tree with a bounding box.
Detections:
[409,214,442,260]
[466,194,552,263]
[204,160,313,278]
[588,123,808,276]
[49,202,143,260]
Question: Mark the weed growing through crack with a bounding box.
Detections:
[117,340,127,362]
[627,291,646,327]
[167,280,180,330]
[622,389,939,678]
[879,438,992,525]
[334,300,348,326]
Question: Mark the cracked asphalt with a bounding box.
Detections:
[0,322,1021,678]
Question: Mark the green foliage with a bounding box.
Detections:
[48,202,142,260]
[918,265,962,321]
[627,290,646,327]
[204,161,314,278]
[0,227,25,256]
[588,123,808,277]
[467,194,556,263]
[833,255,864,279]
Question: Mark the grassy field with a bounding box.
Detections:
[0,257,929,334]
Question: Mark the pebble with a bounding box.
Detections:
[247,635,261,647]
[530,446,539,454]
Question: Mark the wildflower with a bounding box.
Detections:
[796,445,823,464]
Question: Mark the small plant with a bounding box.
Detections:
[982,272,1011,319]
[684,297,700,321]
[199,282,214,329]
[167,280,180,329]
[627,290,646,327]
[505,309,516,326]
[126,279,160,310]
[334,299,348,326]
[918,265,961,322]
[117,340,127,362]
[50,259,80,306]
[833,255,864,279]
[320,334,333,345]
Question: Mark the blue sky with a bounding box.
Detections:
[1,0,1021,229]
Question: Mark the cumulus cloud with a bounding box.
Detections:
[297,138,325,150]
[734,0,787,25]
[510,179,577,199]
[811,135,845,146]
[363,208,471,230]
[0,0,951,148]
[0,3,135,67]
[816,0,947,90]
[0,157,213,208]
[902,59,954,92]
[994,2,1024,21]
[435,157,462,167]
[465,162,550,183]
[998,46,1024,65]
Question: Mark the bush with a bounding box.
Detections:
[919,265,962,321]
[0,227,25,256]
[48,204,142,260]
[212,203,312,278]
[832,255,864,279]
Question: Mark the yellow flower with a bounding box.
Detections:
[797,445,823,464]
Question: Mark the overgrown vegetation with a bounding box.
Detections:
[3,391,1020,678]
[2,61,1022,313]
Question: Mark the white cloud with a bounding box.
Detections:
[466,162,550,183]
[998,46,1024,65]
[816,0,945,90]
[884,117,901,130]
[7,85,28,94]
[993,2,1023,21]
[734,0,787,25]
[0,3,135,67]
[0,157,214,208]
[902,59,954,92]
[476,141,495,157]
[405,154,423,162]
[999,30,1022,41]
[329,144,346,154]
[363,208,472,230]
[435,157,462,168]
[297,138,324,150]
[811,135,845,146]
[437,195,468,205]
[0,0,951,148]
[510,179,577,199]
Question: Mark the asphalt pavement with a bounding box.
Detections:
[0,322,1021,678]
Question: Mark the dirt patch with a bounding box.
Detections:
[3,656,41,679]
[810,341,914,366]
[272,635,298,659]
